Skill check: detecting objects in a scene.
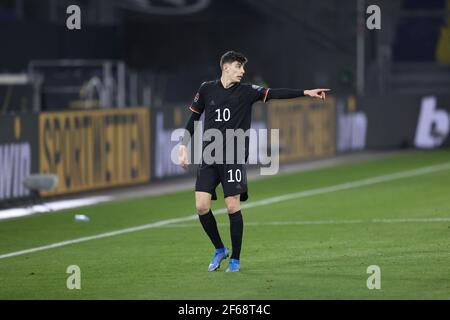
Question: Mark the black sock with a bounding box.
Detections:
[199,210,224,250]
[229,210,243,260]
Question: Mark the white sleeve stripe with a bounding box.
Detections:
[263,88,270,103]
[189,106,201,114]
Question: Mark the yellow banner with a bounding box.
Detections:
[267,97,336,163]
[39,108,150,196]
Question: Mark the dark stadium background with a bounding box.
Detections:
[1,0,449,205]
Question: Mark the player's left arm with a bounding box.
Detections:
[263,88,330,102]
[250,84,330,103]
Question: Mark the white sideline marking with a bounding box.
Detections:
[1,162,449,260]
[0,196,113,220]
[162,217,450,228]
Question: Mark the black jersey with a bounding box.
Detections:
[189,80,269,163]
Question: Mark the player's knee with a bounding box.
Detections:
[196,202,210,215]
[225,201,240,214]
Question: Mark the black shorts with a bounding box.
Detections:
[195,163,248,201]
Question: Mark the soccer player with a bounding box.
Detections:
[178,51,329,272]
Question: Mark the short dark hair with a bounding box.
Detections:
[220,51,248,69]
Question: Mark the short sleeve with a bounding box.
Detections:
[189,83,206,114]
[249,84,269,103]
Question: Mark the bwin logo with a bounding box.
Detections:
[415,96,449,148]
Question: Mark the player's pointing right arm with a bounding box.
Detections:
[252,85,330,103]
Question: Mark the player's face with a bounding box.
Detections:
[225,61,245,83]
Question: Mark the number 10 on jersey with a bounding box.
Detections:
[215,108,231,122]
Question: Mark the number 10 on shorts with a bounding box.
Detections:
[227,169,242,182]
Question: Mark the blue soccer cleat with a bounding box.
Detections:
[225,258,240,272]
[208,247,229,272]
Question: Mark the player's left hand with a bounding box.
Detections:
[304,89,330,100]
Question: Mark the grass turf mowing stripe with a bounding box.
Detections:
[163,217,450,228]
[0,161,449,261]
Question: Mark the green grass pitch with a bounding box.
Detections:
[0,150,450,299]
